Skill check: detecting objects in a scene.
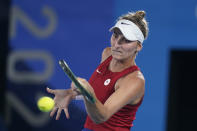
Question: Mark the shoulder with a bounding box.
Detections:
[101,47,111,63]
[118,71,145,89]
[115,70,145,104]
[130,71,145,88]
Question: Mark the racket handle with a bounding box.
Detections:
[59,60,95,103]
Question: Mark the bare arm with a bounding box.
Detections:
[101,47,111,63]
[47,47,144,123]
[79,71,145,124]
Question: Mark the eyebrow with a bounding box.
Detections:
[113,28,123,35]
[113,29,134,43]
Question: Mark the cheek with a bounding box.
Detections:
[110,37,115,46]
[123,45,137,54]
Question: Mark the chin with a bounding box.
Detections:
[112,53,132,62]
[111,54,124,60]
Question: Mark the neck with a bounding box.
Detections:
[109,55,136,72]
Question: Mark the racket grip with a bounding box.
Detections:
[59,60,95,103]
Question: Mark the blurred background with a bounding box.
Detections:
[0,0,197,131]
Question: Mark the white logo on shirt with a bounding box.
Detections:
[104,79,111,86]
[96,69,101,74]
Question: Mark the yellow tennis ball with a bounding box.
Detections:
[37,96,54,112]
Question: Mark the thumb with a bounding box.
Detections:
[46,87,55,94]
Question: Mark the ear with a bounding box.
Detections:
[136,42,142,52]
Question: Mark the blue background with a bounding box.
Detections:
[6,0,197,131]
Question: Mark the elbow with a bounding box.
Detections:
[93,118,107,124]
[92,115,109,124]
[87,103,111,124]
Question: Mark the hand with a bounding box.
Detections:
[46,87,77,120]
[71,77,96,99]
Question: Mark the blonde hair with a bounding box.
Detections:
[118,10,149,39]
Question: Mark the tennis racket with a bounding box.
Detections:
[59,60,95,103]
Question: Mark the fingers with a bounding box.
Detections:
[76,77,86,85]
[50,107,70,120]
[76,77,89,89]
[71,81,82,96]
[56,108,62,120]
[70,82,77,89]
[46,87,55,94]
[71,77,86,88]
[50,107,58,117]
[64,108,70,119]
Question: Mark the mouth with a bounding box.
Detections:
[112,50,122,53]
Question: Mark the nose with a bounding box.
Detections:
[114,38,121,48]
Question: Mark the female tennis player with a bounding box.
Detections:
[47,10,149,131]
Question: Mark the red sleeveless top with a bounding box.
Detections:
[84,56,143,131]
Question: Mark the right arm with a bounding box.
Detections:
[47,47,112,120]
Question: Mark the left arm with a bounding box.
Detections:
[76,72,145,124]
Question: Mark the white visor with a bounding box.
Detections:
[110,19,144,43]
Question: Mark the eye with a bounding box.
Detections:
[123,38,132,43]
